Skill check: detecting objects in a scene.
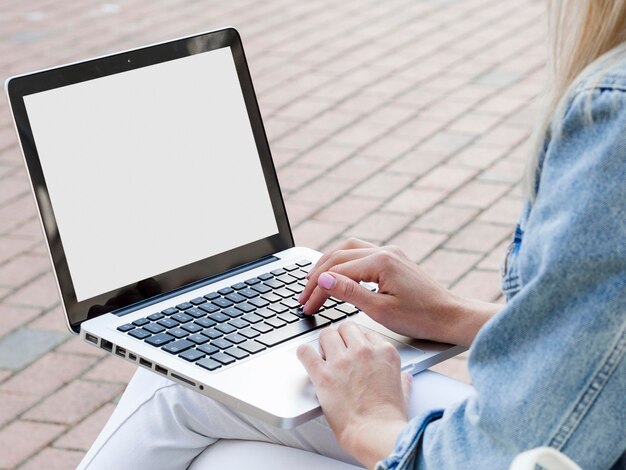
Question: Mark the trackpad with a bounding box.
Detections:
[304,326,424,366]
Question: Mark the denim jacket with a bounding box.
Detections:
[377,61,626,469]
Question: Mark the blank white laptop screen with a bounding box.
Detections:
[23,47,279,301]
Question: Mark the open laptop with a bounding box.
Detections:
[6,28,464,428]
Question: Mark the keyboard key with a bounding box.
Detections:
[231,282,247,290]
[179,348,205,362]
[212,352,236,365]
[144,323,166,334]
[162,339,194,354]
[228,318,249,329]
[212,338,234,350]
[132,318,149,327]
[162,307,178,316]
[323,298,337,308]
[296,259,312,267]
[251,283,272,294]
[284,264,299,272]
[212,298,233,308]
[171,313,192,324]
[223,307,243,318]
[195,317,217,328]
[293,306,306,318]
[197,343,219,355]
[225,333,247,344]
[248,297,269,308]
[129,328,151,339]
[182,323,203,334]
[281,298,301,309]
[190,297,206,305]
[204,292,220,300]
[320,308,347,322]
[208,312,229,323]
[264,279,283,289]
[261,292,282,303]
[176,302,193,310]
[336,303,359,315]
[199,303,219,314]
[242,313,263,324]
[276,274,296,285]
[239,327,260,339]
[168,328,189,339]
[256,307,275,319]
[238,288,259,299]
[202,329,223,340]
[158,318,179,328]
[235,302,255,313]
[244,277,261,285]
[117,323,134,332]
[216,323,237,334]
[258,273,273,281]
[239,340,266,354]
[147,313,164,321]
[257,316,331,348]
[269,304,287,314]
[286,284,304,294]
[186,307,206,318]
[289,270,307,280]
[275,288,293,299]
[266,317,286,328]
[145,333,174,346]
[251,322,273,334]
[226,292,246,303]
[218,287,234,295]
[197,357,221,371]
[271,268,286,276]
[277,313,299,324]
[225,347,249,360]
[187,334,209,344]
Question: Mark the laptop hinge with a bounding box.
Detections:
[112,255,279,317]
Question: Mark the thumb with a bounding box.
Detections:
[317,271,378,311]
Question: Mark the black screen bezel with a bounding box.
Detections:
[6,28,294,333]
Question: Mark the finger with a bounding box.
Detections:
[307,238,376,280]
[363,328,387,346]
[303,256,384,314]
[318,327,347,359]
[300,247,378,306]
[296,344,324,381]
[337,321,369,349]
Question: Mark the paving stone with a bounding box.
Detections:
[0,254,50,289]
[0,420,66,469]
[28,305,69,333]
[0,391,41,427]
[348,212,413,244]
[477,196,523,225]
[55,335,107,357]
[351,172,413,199]
[381,188,446,215]
[451,269,502,302]
[0,328,67,370]
[19,446,85,470]
[0,304,42,337]
[387,229,448,263]
[54,403,115,451]
[429,357,471,384]
[84,355,137,384]
[1,352,97,396]
[24,380,122,425]
[447,180,511,209]
[445,221,512,253]
[412,203,479,234]
[419,249,483,285]
[3,272,61,310]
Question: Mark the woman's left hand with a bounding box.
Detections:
[297,321,412,469]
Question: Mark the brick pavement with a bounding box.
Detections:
[0,0,546,467]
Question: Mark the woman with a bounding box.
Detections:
[80,1,626,468]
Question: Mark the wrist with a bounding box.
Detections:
[444,295,500,347]
[341,414,408,469]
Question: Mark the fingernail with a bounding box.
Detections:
[298,293,304,303]
[318,272,336,290]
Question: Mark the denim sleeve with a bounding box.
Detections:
[377,86,626,469]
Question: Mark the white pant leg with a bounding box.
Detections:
[79,367,474,470]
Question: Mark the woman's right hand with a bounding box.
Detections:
[299,238,497,347]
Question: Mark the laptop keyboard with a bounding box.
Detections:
[117,260,360,371]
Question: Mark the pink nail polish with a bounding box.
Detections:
[318,272,336,290]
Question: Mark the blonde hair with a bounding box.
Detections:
[526,0,626,197]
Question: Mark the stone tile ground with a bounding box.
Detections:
[0,0,546,467]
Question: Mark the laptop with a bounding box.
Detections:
[6,27,465,428]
